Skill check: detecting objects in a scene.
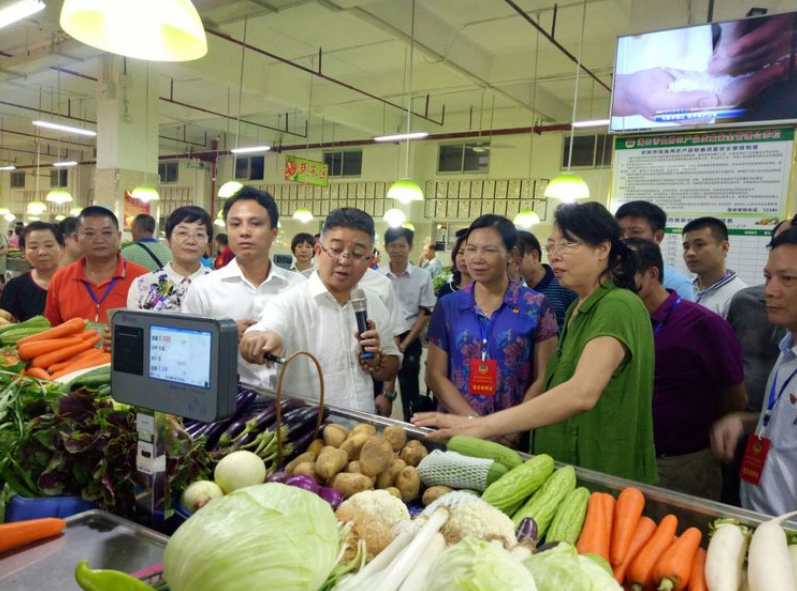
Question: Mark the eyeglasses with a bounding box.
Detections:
[318,242,370,263]
[544,239,583,255]
[171,230,209,242]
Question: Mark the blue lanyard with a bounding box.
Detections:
[763,364,797,427]
[653,296,682,338]
[82,261,124,322]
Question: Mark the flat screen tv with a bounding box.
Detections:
[610,11,797,133]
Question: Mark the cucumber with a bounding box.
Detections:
[511,465,577,537]
[480,454,554,515]
[447,435,523,470]
[546,486,590,544]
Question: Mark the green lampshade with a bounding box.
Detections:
[4,213,15,222]
[383,208,406,228]
[26,200,47,215]
[514,210,541,229]
[46,188,74,205]
[544,173,590,203]
[132,185,160,202]
[69,207,83,216]
[0,207,9,216]
[387,178,423,203]
[401,222,415,231]
[218,181,244,198]
[293,208,314,224]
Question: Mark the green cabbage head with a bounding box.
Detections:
[422,537,537,591]
[524,542,590,591]
[164,483,340,591]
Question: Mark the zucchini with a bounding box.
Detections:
[486,460,508,485]
[480,454,554,515]
[447,435,523,470]
[511,465,577,536]
[546,486,590,544]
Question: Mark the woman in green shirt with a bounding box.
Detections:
[413,202,657,484]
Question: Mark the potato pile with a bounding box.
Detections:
[284,422,429,501]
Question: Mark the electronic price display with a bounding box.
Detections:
[111,311,239,422]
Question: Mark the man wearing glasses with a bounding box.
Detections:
[241,208,400,413]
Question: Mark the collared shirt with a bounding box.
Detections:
[121,238,174,272]
[662,263,695,302]
[427,281,558,416]
[528,264,578,329]
[44,254,149,325]
[127,262,212,312]
[741,333,797,517]
[651,290,745,456]
[377,264,436,333]
[693,270,747,318]
[181,258,306,386]
[358,268,404,337]
[247,272,401,413]
[531,283,658,484]
[421,256,443,279]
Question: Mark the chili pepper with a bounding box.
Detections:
[74,560,155,591]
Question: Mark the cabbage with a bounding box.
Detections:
[523,543,590,591]
[579,555,623,591]
[422,537,537,591]
[164,483,340,591]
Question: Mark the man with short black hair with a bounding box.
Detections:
[683,216,746,317]
[121,213,173,272]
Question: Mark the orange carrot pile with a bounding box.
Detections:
[613,516,657,584]
[611,486,646,566]
[577,491,616,563]
[627,514,679,590]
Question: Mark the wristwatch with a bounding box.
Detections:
[380,390,398,401]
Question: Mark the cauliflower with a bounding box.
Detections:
[335,489,411,560]
[441,500,517,550]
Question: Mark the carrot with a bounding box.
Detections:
[614,516,657,584]
[686,547,707,591]
[48,346,103,373]
[652,527,703,591]
[611,487,646,566]
[23,367,52,380]
[577,492,614,562]
[76,329,99,341]
[51,352,110,380]
[31,335,102,369]
[0,518,67,553]
[15,318,86,347]
[626,514,679,591]
[17,337,83,360]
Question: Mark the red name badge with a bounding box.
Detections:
[469,359,497,396]
[739,434,771,486]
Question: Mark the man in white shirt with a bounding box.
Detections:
[241,208,400,414]
[712,226,797,518]
[682,216,746,318]
[182,187,305,386]
[419,242,443,279]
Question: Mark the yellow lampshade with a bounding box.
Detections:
[218,181,243,198]
[131,185,160,202]
[387,178,423,203]
[514,210,541,229]
[59,0,207,62]
[26,200,47,215]
[293,208,314,224]
[46,188,74,204]
[544,173,590,203]
[383,208,406,228]
[0,207,9,216]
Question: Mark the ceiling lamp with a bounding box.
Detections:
[0,166,16,171]
[293,208,314,224]
[218,180,243,198]
[28,216,41,221]
[55,214,66,221]
[33,120,96,137]
[59,0,207,62]
[131,185,160,202]
[0,0,45,31]
[69,207,83,216]
[387,178,424,204]
[27,200,47,215]
[4,213,15,222]
[46,188,73,204]
[230,146,270,154]
[514,210,541,229]
[214,211,225,228]
[52,160,78,167]
[374,132,428,143]
[0,207,9,216]
[383,208,406,227]
[401,222,415,231]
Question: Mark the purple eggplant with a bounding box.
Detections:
[536,541,560,553]
[283,406,330,440]
[318,486,344,510]
[283,429,317,462]
[221,409,261,441]
[266,472,291,484]
[516,517,538,544]
[285,474,319,494]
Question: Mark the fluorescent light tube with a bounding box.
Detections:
[230,145,271,154]
[571,119,610,128]
[0,0,45,30]
[52,160,78,167]
[0,166,16,171]
[374,131,429,142]
[32,120,97,137]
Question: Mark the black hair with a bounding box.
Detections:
[615,200,668,233]
[291,232,316,254]
[466,214,517,252]
[769,225,797,250]
[384,226,414,246]
[165,206,213,241]
[624,238,664,283]
[772,220,786,237]
[682,216,728,242]
[426,242,437,252]
[554,202,638,291]
[20,221,64,250]
[13,222,24,236]
[57,216,79,239]
[322,208,375,245]
[516,230,542,259]
[132,213,156,235]
[215,233,229,247]
[78,205,119,230]
[222,186,279,229]
[449,233,468,286]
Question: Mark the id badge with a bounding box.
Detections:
[469,359,497,396]
[739,434,771,486]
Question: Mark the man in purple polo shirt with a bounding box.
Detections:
[627,238,748,500]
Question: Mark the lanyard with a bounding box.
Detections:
[762,364,797,428]
[82,261,124,322]
[653,296,682,338]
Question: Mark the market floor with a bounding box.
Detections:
[389,341,429,423]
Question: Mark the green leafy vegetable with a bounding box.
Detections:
[523,542,590,591]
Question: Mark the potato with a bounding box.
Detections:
[348,423,377,439]
[359,436,394,477]
[340,433,369,460]
[323,424,348,448]
[382,425,407,452]
[345,461,362,473]
[293,461,320,483]
[395,466,421,502]
[385,487,402,499]
[422,485,453,506]
[399,440,428,467]
[376,458,407,489]
[316,446,349,480]
[307,438,325,456]
[285,451,317,474]
[330,472,374,498]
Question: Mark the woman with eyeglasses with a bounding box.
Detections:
[435,231,473,299]
[414,202,658,483]
[423,215,559,446]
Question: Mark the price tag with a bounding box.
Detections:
[469,359,497,396]
[739,434,771,486]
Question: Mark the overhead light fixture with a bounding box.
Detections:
[26,200,47,215]
[33,120,96,137]
[514,210,541,229]
[54,214,66,221]
[293,208,314,224]
[131,185,160,202]
[4,213,15,222]
[218,180,243,198]
[0,165,16,171]
[59,0,207,62]
[230,145,271,154]
[52,160,78,167]
[0,207,9,216]
[46,188,73,204]
[383,208,407,228]
[401,222,415,231]
[69,207,82,216]
[0,0,45,30]
[387,178,424,204]
[572,119,610,128]
[374,131,429,143]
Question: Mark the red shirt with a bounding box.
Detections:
[45,254,149,325]
[214,247,234,270]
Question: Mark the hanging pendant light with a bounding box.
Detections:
[131,185,160,202]
[69,207,83,216]
[214,211,226,227]
[293,208,314,224]
[27,200,47,215]
[383,208,407,227]
[4,213,15,222]
[387,179,423,203]
[59,0,207,62]
[46,188,74,204]
[514,210,541,229]
[218,18,248,198]
[0,208,8,216]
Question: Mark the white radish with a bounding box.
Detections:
[747,510,797,591]
[397,533,445,591]
[789,545,797,587]
[705,521,749,591]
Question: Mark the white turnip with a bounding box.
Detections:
[747,510,797,591]
[705,520,749,591]
[214,450,266,494]
[180,480,223,513]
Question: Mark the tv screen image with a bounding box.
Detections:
[610,11,797,133]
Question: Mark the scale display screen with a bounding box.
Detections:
[149,325,212,389]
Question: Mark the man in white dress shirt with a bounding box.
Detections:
[182,187,305,386]
[241,208,400,414]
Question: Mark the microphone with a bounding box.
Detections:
[351,288,374,359]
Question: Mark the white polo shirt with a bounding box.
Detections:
[181,258,306,386]
[358,268,404,337]
[694,270,747,319]
[377,264,436,334]
[247,272,401,413]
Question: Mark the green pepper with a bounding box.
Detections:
[74,560,155,591]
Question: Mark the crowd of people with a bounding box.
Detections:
[0,188,794,520]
